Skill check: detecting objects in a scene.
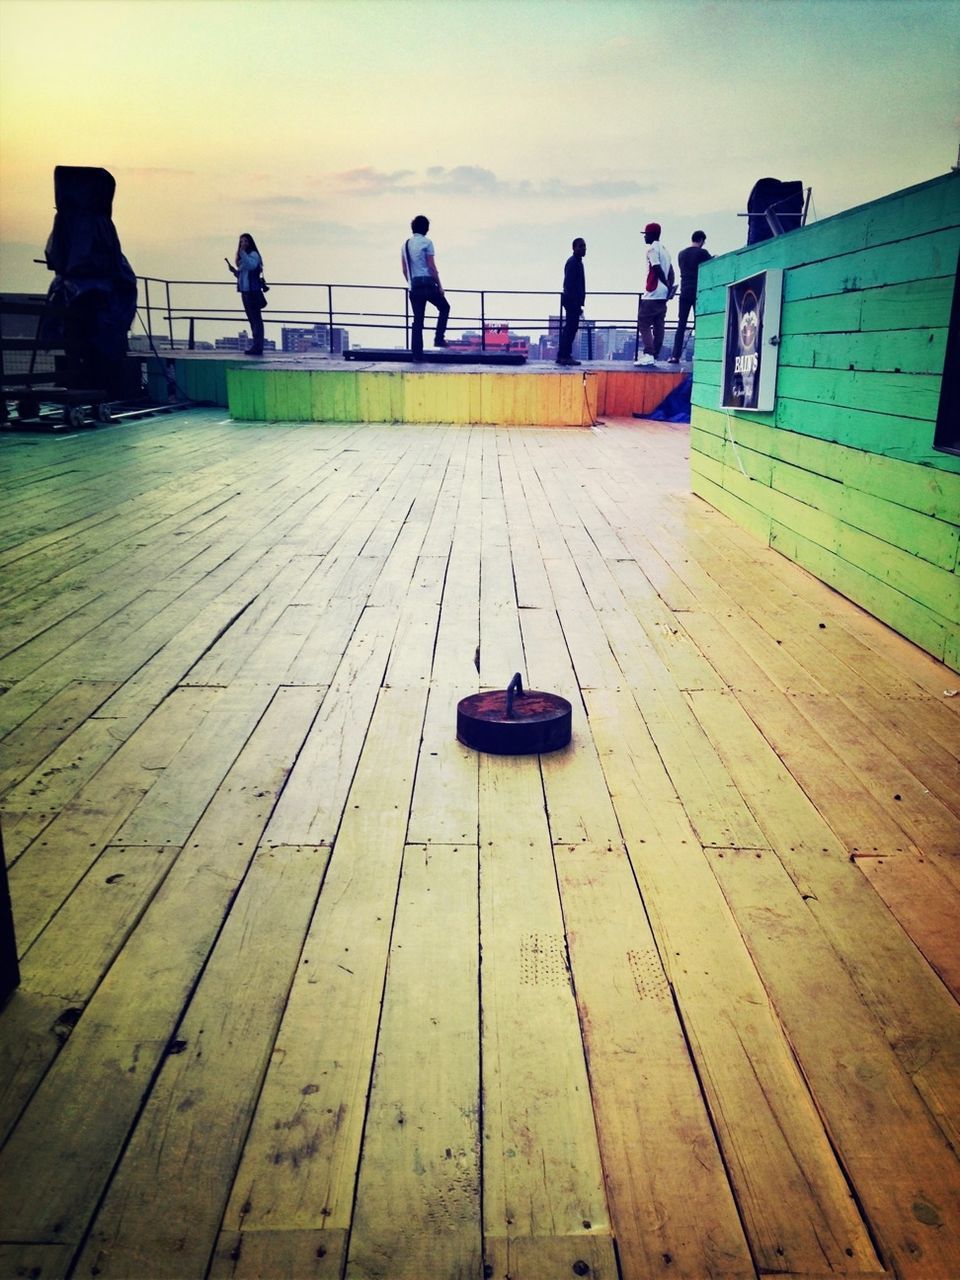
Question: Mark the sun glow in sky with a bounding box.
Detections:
[1,0,958,297]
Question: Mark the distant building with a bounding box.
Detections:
[547,314,599,361]
[281,324,349,354]
[447,324,528,355]
[129,335,214,353]
[215,332,276,352]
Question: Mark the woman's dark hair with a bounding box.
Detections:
[236,232,262,267]
[411,215,430,235]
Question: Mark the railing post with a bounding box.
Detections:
[165,280,174,348]
[481,291,486,351]
[144,277,153,346]
[404,287,410,350]
[587,324,593,361]
[328,285,334,353]
[188,317,195,350]
[635,292,643,360]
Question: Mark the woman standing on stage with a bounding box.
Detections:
[227,233,265,355]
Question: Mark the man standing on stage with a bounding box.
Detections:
[668,230,712,363]
[635,222,672,365]
[557,237,587,366]
[402,214,450,358]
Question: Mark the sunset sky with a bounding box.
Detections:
[1,0,958,306]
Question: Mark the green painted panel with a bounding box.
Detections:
[697,328,946,376]
[714,454,960,621]
[226,368,254,419]
[767,457,960,570]
[784,229,959,304]
[779,328,948,376]
[859,276,956,332]
[693,405,960,510]
[697,230,958,320]
[269,370,312,421]
[262,370,280,421]
[310,370,358,420]
[775,366,941,421]
[945,628,960,674]
[770,520,953,666]
[778,292,863,337]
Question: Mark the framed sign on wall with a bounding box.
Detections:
[721,268,783,412]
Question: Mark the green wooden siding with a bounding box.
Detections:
[689,172,960,669]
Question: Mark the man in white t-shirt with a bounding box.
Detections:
[401,214,451,358]
[635,221,672,365]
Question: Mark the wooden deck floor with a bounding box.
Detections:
[0,408,958,1280]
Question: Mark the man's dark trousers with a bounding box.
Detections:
[638,299,667,357]
[410,279,450,356]
[671,291,696,360]
[558,302,582,361]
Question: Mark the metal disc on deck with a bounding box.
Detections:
[457,673,572,755]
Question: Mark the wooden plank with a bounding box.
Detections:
[219,687,427,1239]
[0,686,325,1247]
[0,716,132,863]
[73,844,329,1280]
[19,844,181,1002]
[479,752,611,1245]
[688,688,960,1154]
[710,845,960,1279]
[0,681,119,798]
[345,844,481,1277]
[210,1229,346,1278]
[7,686,223,950]
[0,989,76,1148]
[585,687,882,1274]
[264,606,400,846]
[554,841,755,1279]
[113,682,278,846]
[854,852,960,1002]
[483,1235,619,1279]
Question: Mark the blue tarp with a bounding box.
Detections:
[647,374,692,423]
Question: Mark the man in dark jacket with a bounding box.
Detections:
[557,237,586,366]
[668,230,712,363]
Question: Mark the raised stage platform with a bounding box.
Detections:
[147,351,687,427]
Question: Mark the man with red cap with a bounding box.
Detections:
[635,221,672,365]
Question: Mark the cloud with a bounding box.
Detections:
[320,165,651,201]
[332,167,416,193]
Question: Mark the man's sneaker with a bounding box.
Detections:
[434,340,450,348]
[634,353,655,366]
[666,356,680,364]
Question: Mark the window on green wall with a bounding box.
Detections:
[933,251,959,456]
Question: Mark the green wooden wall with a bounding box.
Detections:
[690,172,960,671]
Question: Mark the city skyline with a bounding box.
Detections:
[1,0,958,305]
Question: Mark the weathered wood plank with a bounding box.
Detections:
[688,688,960,1155]
[345,844,481,1277]
[7,686,223,950]
[0,686,324,1246]
[220,687,427,1238]
[585,686,881,1274]
[210,1229,346,1278]
[554,840,755,1279]
[73,844,328,1280]
[710,845,960,1278]
[479,752,611,1244]
[854,853,960,1001]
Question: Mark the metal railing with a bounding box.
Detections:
[133,275,695,362]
